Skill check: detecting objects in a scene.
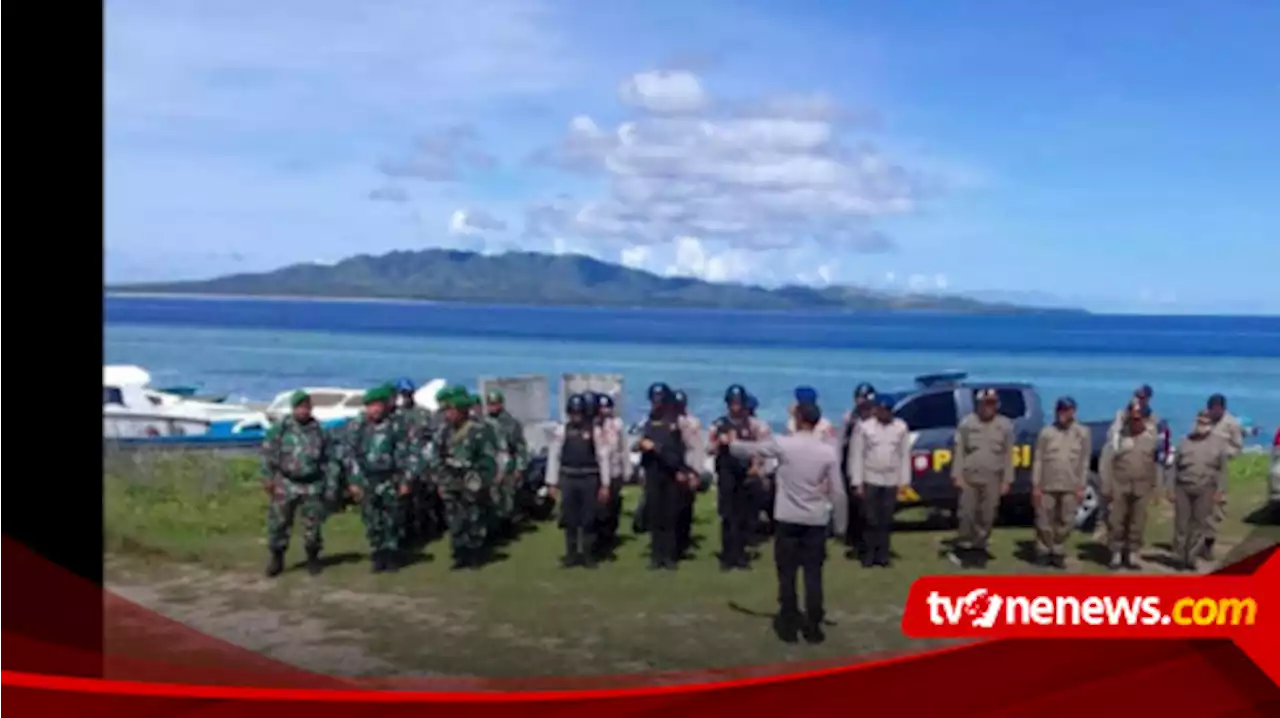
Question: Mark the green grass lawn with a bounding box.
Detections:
[103,452,1278,678]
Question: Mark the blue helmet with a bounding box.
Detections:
[745,394,759,414]
[672,389,688,408]
[394,377,416,393]
[648,382,672,403]
[794,386,818,405]
[854,382,876,401]
[874,393,895,410]
[724,384,748,404]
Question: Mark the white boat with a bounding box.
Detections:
[103,365,260,439]
[229,378,450,434]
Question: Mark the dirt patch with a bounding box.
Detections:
[106,568,401,676]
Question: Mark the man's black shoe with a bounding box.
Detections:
[371,551,386,573]
[305,550,322,576]
[265,550,285,578]
[801,622,826,645]
[772,613,800,644]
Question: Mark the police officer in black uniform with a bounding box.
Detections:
[635,383,688,571]
[552,393,610,569]
[710,384,764,571]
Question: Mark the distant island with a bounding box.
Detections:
[107,249,1086,315]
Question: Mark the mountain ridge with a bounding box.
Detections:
[107,248,1088,315]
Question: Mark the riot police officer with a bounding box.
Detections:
[546,393,613,568]
[708,384,773,571]
[635,383,688,570]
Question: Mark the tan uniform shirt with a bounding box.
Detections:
[598,415,629,480]
[1032,421,1092,492]
[1108,408,1161,445]
[953,414,1016,487]
[849,418,912,488]
[545,423,612,487]
[678,414,706,477]
[1101,429,1160,493]
[1173,435,1229,493]
[1209,413,1244,458]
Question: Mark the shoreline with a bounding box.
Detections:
[103,290,1083,317]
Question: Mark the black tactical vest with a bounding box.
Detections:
[560,423,599,477]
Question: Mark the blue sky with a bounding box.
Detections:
[104,0,1280,315]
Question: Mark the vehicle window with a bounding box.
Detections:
[971,388,1028,420]
[342,394,366,407]
[896,392,958,431]
[104,387,124,406]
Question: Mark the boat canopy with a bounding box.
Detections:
[104,365,152,387]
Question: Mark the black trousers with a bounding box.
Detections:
[717,471,752,566]
[845,487,865,552]
[775,522,827,623]
[560,475,600,557]
[645,475,681,563]
[597,476,624,541]
[861,485,898,564]
[676,484,695,555]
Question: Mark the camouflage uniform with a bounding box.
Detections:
[393,402,437,543]
[431,388,501,566]
[261,408,336,576]
[486,392,529,528]
[347,385,416,569]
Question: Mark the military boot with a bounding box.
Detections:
[371,551,386,573]
[801,616,826,645]
[1108,552,1123,571]
[265,550,285,578]
[1121,551,1139,570]
[383,550,402,573]
[1199,538,1215,561]
[306,549,323,576]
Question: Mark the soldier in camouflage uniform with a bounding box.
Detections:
[261,390,337,577]
[485,389,529,538]
[430,386,501,569]
[346,384,416,573]
[392,377,437,546]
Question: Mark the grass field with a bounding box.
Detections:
[104,451,1279,678]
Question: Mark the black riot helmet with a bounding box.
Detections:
[648,382,672,405]
[724,384,748,405]
[596,393,615,410]
[566,393,589,419]
[672,389,688,412]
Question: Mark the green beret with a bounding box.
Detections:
[289,390,311,407]
[363,384,393,404]
[486,389,504,403]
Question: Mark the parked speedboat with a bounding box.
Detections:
[103,365,259,439]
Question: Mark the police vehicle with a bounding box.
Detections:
[877,372,1170,530]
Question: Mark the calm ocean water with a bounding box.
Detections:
[103,296,1280,443]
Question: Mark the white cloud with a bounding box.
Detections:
[619,245,651,269]
[448,208,508,236]
[665,236,754,282]
[618,70,710,115]
[906,272,950,293]
[531,69,928,255]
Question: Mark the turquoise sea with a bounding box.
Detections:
[103,296,1280,445]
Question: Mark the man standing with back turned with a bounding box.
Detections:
[948,388,1015,569]
[1031,397,1091,568]
[727,402,846,644]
